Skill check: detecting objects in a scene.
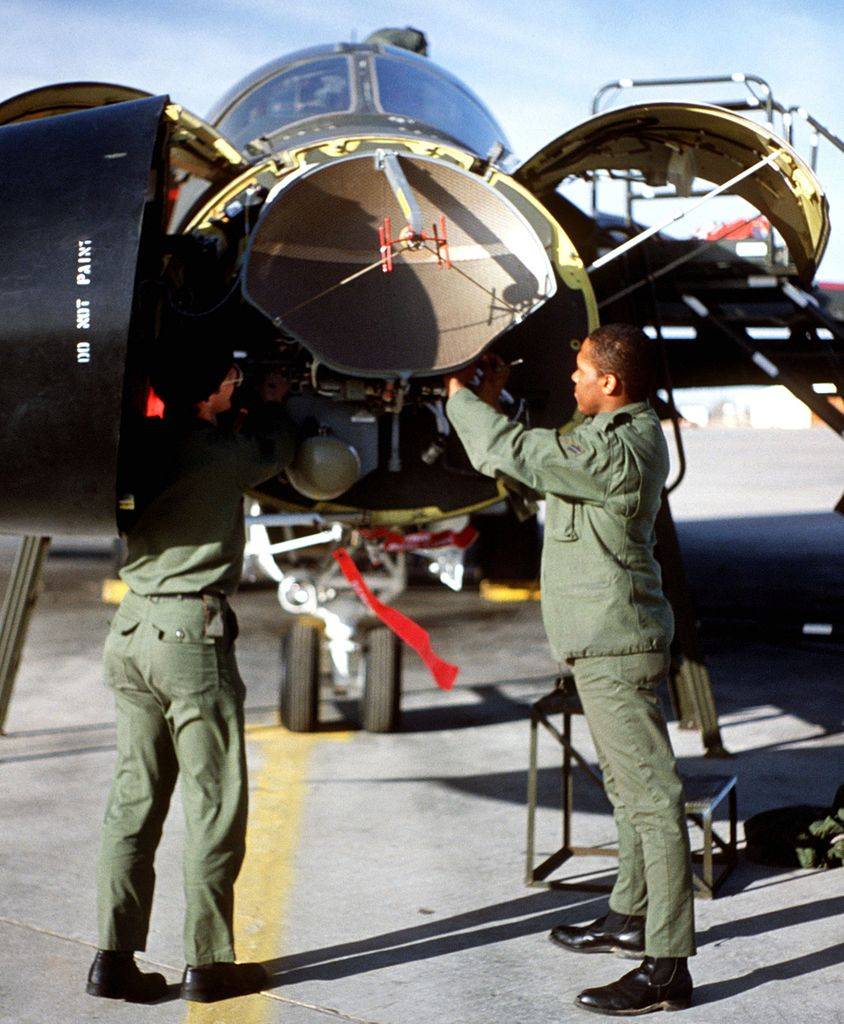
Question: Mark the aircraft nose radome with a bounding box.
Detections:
[243,153,556,378]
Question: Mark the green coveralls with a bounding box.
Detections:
[447,389,695,958]
[97,407,295,966]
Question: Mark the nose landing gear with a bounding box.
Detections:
[245,509,469,733]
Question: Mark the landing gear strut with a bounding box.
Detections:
[247,511,408,732]
[245,508,470,734]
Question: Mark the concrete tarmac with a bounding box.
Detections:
[0,427,842,1024]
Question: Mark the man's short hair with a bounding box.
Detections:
[586,323,658,401]
[148,319,233,412]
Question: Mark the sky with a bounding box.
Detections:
[3,0,844,278]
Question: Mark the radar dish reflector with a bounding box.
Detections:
[243,152,556,376]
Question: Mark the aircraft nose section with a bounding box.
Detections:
[243,151,556,377]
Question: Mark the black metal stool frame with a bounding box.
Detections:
[526,682,738,899]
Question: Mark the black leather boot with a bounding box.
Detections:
[86,950,168,1003]
[181,961,269,1002]
[549,911,645,958]
[575,956,693,1015]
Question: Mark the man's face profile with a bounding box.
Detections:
[196,364,242,422]
[208,365,241,414]
[571,337,610,415]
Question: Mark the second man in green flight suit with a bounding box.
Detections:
[445,323,695,1016]
[87,333,296,1005]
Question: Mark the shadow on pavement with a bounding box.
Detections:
[319,740,839,823]
[700,638,842,737]
[393,680,552,733]
[693,942,844,1005]
[3,721,116,739]
[0,743,117,765]
[262,891,604,986]
[324,679,552,734]
[677,512,844,629]
[697,895,844,948]
[261,888,844,990]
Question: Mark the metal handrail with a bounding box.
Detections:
[586,73,842,275]
[784,106,844,172]
[589,73,780,218]
[591,73,776,123]
[588,73,843,196]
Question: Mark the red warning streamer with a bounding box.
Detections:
[332,548,458,691]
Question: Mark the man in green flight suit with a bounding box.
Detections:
[86,332,295,1004]
[445,324,695,1016]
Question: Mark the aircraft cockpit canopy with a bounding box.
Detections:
[372,51,508,161]
[215,54,353,150]
[211,45,512,163]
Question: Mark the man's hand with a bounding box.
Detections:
[444,355,512,408]
[475,354,510,410]
[444,362,478,400]
[258,369,290,403]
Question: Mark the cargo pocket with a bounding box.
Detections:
[150,606,220,697]
[103,609,141,691]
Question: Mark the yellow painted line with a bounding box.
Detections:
[480,579,542,602]
[186,724,352,1024]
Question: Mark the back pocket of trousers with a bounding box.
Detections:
[151,637,220,697]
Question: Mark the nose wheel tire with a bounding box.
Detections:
[279,619,321,732]
[360,626,402,733]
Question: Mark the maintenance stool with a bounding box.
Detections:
[526,678,738,899]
